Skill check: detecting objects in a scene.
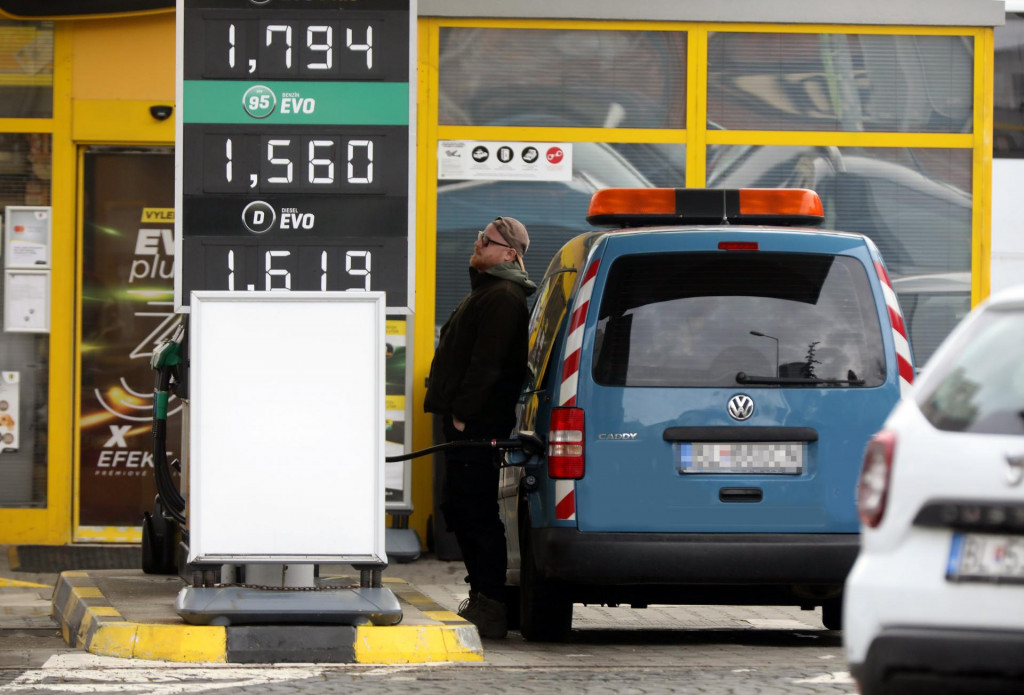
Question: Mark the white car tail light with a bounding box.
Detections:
[858,431,896,528]
[549,407,585,479]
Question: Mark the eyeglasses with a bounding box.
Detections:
[477,230,514,249]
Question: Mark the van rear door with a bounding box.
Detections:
[572,231,902,534]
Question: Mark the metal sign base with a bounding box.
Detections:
[175,585,402,627]
[385,528,421,562]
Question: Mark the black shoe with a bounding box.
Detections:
[468,593,507,639]
[457,593,481,623]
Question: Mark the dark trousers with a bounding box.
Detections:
[440,416,508,600]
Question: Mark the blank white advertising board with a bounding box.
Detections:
[188,291,386,564]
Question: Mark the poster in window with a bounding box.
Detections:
[78,149,181,530]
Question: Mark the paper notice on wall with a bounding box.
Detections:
[438,140,573,181]
[3,269,49,333]
[5,207,51,268]
[0,372,19,451]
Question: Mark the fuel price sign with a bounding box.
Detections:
[175,0,415,309]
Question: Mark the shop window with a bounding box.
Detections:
[995,14,1024,158]
[0,21,53,119]
[706,144,971,366]
[0,133,51,207]
[707,32,973,133]
[435,142,683,330]
[439,28,687,129]
[0,132,51,507]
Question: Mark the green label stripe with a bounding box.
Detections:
[155,392,169,419]
[184,81,409,125]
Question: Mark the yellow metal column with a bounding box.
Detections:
[973,26,994,305]
[410,18,440,542]
[686,27,707,187]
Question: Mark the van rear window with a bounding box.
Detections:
[593,252,886,387]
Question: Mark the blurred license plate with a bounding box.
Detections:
[677,442,802,474]
[948,533,1024,584]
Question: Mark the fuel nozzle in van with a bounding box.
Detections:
[384,430,544,467]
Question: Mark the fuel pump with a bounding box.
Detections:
[141,319,187,576]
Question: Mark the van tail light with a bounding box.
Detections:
[857,431,896,528]
[548,407,585,479]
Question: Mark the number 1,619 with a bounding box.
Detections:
[225,248,374,292]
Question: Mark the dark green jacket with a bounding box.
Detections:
[424,262,536,428]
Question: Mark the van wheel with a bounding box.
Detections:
[822,597,843,631]
[519,527,572,642]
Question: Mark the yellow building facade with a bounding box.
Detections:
[0,1,1001,548]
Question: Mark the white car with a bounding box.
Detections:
[844,285,1024,694]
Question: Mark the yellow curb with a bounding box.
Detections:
[90,606,122,618]
[75,586,104,599]
[353,624,484,663]
[0,577,50,589]
[132,624,227,663]
[422,609,461,622]
[86,622,227,663]
[52,570,484,664]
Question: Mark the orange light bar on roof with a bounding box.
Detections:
[585,188,824,228]
[587,188,676,220]
[738,188,824,219]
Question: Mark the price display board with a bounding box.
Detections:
[175,0,415,310]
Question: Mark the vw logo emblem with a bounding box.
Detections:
[728,394,754,421]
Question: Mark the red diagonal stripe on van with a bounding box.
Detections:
[888,306,907,339]
[873,259,914,390]
[555,489,575,520]
[897,354,915,385]
[561,348,581,382]
[559,259,601,407]
[873,260,891,288]
[568,303,588,333]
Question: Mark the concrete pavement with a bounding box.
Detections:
[2,546,484,665]
[1,546,836,670]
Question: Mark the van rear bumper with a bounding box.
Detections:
[531,527,858,588]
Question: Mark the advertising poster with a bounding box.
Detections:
[78,150,180,529]
[0,371,18,451]
[438,140,573,181]
[385,317,410,509]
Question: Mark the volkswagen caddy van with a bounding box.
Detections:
[501,188,914,641]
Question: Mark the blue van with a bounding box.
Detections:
[501,188,913,641]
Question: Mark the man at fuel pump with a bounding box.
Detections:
[424,217,536,639]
